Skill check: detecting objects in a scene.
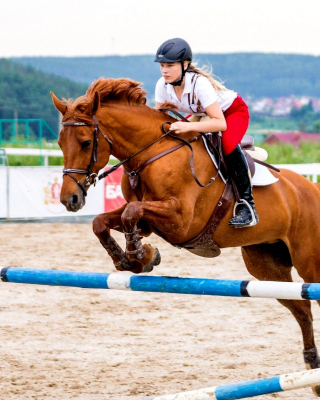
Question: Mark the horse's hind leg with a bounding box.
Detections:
[242,242,320,397]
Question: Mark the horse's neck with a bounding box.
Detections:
[99,104,168,164]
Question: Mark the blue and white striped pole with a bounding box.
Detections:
[142,368,320,399]
[2,267,320,300]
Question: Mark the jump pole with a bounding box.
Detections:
[141,368,320,399]
[2,267,320,300]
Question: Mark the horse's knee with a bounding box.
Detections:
[121,202,143,227]
[92,214,110,237]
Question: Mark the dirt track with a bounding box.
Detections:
[0,223,319,399]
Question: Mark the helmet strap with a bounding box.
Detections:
[170,61,187,87]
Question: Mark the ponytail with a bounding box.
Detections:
[187,63,226,92]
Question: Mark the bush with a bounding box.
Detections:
[262,141,320,164]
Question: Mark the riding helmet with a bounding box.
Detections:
[154,38,192,63]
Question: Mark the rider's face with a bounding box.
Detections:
[160,62,182,84]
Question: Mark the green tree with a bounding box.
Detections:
[0,59,87,138]
[314,120,320,133]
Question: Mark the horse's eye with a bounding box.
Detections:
[81,140,92,149]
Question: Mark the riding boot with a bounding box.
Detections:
[225,145,259,228]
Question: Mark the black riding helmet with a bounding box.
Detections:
[154,38,192,86]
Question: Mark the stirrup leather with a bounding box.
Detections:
[231,199,258,227]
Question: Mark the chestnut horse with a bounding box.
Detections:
[51,78,320,395]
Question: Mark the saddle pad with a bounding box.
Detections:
[252,162,279,186]
[202,136,279,187]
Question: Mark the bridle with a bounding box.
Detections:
[61,115,113,196]
[61,109,221,197]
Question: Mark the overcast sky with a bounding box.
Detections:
[1,0,320,57]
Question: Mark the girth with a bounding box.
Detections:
[153,183,234,258]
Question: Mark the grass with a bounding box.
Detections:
[262,141,320,164]
[0,141,119,166]
[5,155,64,167]
[0,141,63,166]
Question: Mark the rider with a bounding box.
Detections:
[154,37,258,228]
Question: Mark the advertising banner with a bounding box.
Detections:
[104,166,126,213]
[0,167,8,218]
[4,167,104,219]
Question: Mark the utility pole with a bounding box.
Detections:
[14,109,18,140]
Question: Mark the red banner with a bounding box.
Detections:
[104,166,126,213]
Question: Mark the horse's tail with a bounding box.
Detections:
[314,182,320,191]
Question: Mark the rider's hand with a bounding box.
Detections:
[170,122,191,134]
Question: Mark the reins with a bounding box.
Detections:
[97,123,174,181]
[61,109,222,196]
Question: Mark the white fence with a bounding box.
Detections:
[3,148,62,167]
[274,163,320,183]
[3,148,116,167]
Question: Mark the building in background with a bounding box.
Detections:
[264,132,320,147]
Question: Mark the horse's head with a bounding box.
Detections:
[51,91,112,212]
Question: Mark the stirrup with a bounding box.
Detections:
[231,199,258,228]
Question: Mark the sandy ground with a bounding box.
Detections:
[0,222,319,400]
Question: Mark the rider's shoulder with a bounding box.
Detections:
[156,77,166,91]
[156,76,166,87]
[193,73,216,92]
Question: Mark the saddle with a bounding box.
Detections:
[204,133,276,183]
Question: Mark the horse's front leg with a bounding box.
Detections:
[92,204,137,272]
[120,199,186,273]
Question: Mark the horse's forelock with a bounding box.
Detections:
[61,96,93,123]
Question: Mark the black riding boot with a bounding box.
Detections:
[225,145,259,228]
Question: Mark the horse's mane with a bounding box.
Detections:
[62,78,147,122]
[87,78,147,106]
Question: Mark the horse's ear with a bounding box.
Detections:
[50,92,67,115]
[85,91,100,116]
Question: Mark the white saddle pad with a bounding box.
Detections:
[252,162,279,186]
[202,136,279,187]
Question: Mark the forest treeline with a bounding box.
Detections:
[2,53,320,135]
[12,53,320,99]
[0,59,87,136]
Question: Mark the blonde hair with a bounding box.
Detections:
[187,62,226,92]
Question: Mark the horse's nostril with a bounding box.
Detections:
[71,195,78,205]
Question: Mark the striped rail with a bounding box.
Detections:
[142,368,320,399]
[2,267,320,398]
[1,267,320,300]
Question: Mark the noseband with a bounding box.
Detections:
[62,115,113,196]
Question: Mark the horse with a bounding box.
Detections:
[51,77,320,396]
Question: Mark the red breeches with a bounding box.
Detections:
[222,95,250,155]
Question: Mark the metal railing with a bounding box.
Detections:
[0,119,57,165]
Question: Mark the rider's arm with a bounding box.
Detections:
[170,101,226,134]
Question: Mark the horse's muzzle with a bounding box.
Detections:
[60,191,86,212]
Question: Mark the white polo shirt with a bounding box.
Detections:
[155,71,237,116]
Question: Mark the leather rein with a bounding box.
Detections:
[61,109,221,196]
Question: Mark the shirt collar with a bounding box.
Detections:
[166,72,193,98]
[183,72,192,94]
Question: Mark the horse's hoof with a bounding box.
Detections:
[142,247,161,273]
[312,385,320,397]
[303,348,320,396]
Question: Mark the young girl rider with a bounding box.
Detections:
[154,37,258,228]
